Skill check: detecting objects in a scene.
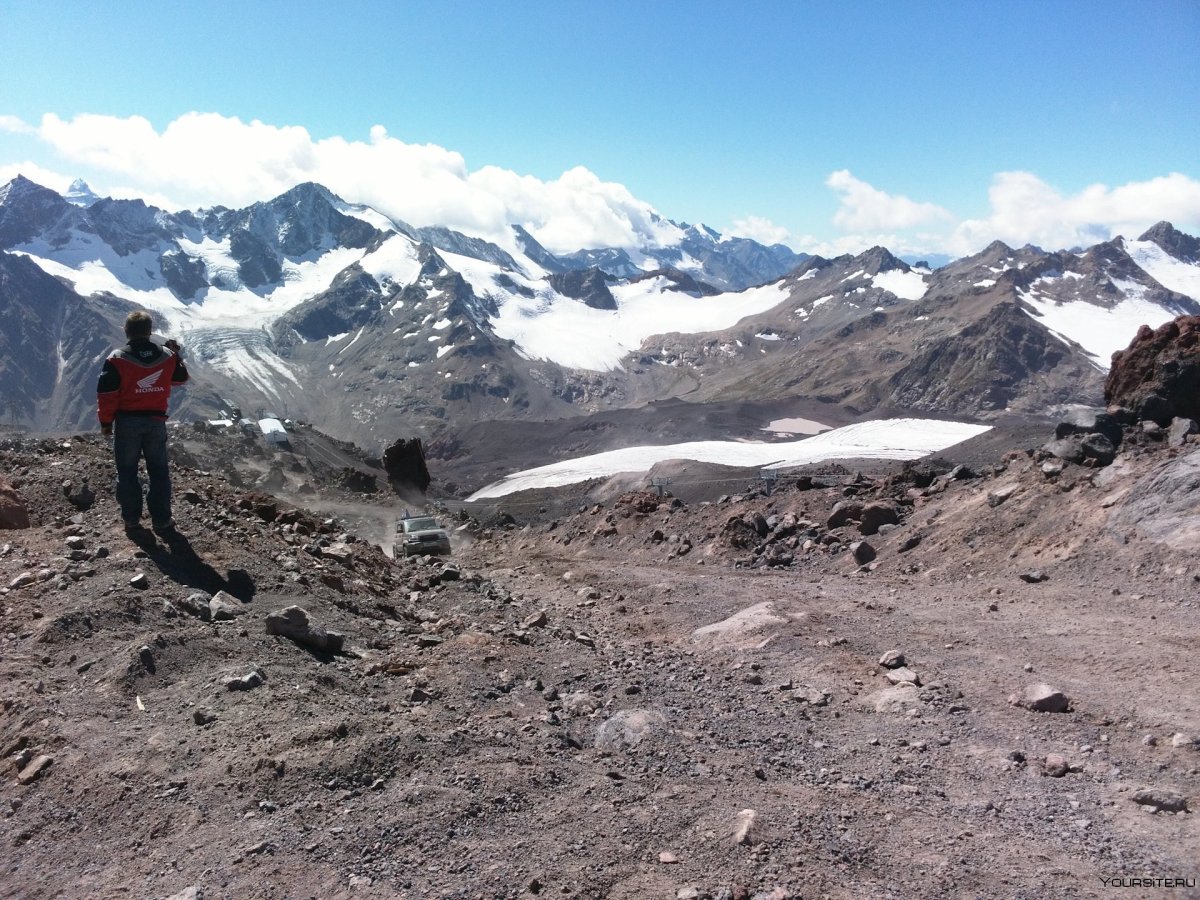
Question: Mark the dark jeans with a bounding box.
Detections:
[113,417,172,526]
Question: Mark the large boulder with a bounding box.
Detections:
[1105,315,1200,426]
[382,437,431,493]
[858,501,900,535]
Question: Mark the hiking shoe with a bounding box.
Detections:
[123,520,146,534]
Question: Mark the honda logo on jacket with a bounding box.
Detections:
[135,371,165,393]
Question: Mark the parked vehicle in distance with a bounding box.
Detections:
[399,515,452,558]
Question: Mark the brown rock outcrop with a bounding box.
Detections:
[1105,315,1200,425]
[0,477,31,529]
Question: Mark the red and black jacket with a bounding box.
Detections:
[96,339,189,425]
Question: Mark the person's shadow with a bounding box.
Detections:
[131,530,256,600]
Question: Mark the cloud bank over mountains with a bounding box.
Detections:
[2,111,1198,260]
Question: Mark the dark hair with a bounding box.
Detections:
[125,311,153,338]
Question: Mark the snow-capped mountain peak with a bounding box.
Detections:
[64,178,101,207]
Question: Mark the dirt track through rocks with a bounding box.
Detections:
[1,436,1198,899]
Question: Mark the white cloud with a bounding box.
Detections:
[817,169,1200,259]
[0,161,73,193]
[727,215,791,245]
[827,169,952,231]
[949,171,1200,254]
[22,112,680,255]
[0,115,35,135]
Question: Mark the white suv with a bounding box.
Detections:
[399,515,452,558]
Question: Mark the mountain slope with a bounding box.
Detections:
[2,175,1199,461]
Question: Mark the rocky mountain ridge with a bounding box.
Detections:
[2,175,1199,491]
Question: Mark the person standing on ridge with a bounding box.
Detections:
[97,311,189,535]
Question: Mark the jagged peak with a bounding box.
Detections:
[855,245,908,274]
[1138,221,1181,244]
[0,174,63,206]
[64,178,100,207]
[1137,220,1200,263]
[269,181,342,209]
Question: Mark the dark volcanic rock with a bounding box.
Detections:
[1105,315,1200,425]
[547,268,617,311]
[383,437,431,493]
[1080,433,1116,467]
[1054,409,1123,447]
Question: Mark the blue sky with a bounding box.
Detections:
[2,0,1198,257]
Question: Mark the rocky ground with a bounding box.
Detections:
[1,415,1199,899]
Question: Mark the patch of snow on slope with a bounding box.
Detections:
[186,328,302,398]
[468,418,990,499]
[1019,285,1178,366]
[488,272,791,371]
[21,237,365,332]
[335,200,400,234]
[872,269,927,300]
[359,234,423,287]
[1126,239,1200,301]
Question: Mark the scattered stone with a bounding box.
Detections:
[225,670,265,692]
[264,605,345,653]
[879,650,906,669]
[193,710,217,726]
[1168,417,1199,447]
[1170,732,1197,749]
[595,710,667,752]
[897,534,922,553]
[16,754,53,785]
[884,667,920,686]
[658,851,679,864]
[677,889,700,900]
[1011,683,1070,713]
[1043,753,1070,777]
[987,483,1020,507]
[8,572,36,590]
[130,572,149,589]
[1041,459,1065,477]
[732,808,759,845]
[208,592,245,621]
[178,592,212,622]
[522,610,548,629]
[869,683,921,713]
[790,685,832,706]
[163,888,201,900]
[562,691,600,716]
[138,645,155,672]
[850,540,876,565]
[1132,789,1189,813]
[1020,571,1048,584]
